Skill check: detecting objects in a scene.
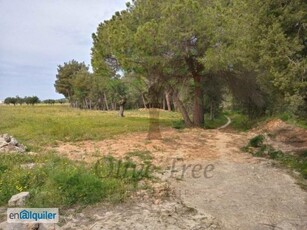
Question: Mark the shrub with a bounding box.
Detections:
[249,135,265,147]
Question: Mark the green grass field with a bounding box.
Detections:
[0,104,181,150]
[0,105,182,207]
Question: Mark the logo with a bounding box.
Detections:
[7,208,59,223]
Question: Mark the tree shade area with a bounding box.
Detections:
[54,0,306,127]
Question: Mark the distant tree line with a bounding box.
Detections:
[3,96,67,105]
[54,60,158,111]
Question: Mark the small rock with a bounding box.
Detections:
[0,134,26,153]
[10,138,18,146]
[3,134,11,143]
[16,144,26,153]
[27,223,39,230]
[8,192,30,207]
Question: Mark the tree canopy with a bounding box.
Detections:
[53,0,306,126]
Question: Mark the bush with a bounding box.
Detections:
[249,135,265,147]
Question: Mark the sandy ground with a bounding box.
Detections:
[171,131,307,229]
[51,124,307,230]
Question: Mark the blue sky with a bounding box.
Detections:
[0,0,128,100]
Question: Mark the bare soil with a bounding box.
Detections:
[51,120,307,230]
[255,119,307,155]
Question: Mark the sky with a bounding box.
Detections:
[0,0,128,100]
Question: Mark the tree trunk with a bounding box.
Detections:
[162,96,166,110]
[89,99,92,110]
[165,91,172,111]
[173,95,178,111]
[142,93,147,109]
[84,98,88,109]
[104,92,109,111]
[210,102,213,120]
[173,91,193,127]
[193,75,204,126]
[119,105,124,117]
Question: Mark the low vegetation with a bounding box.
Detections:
[0,152,153,208]
[204,114,228,129]
[278,113,307,130]
[243,135,307,183]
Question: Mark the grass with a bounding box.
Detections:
[0,105,181,150]
[0,105,180,207]
[0,152,153,208]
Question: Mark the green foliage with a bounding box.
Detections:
[4,96,41,105]
[90,0,307,125]
[0,152,152,207]
[249,135,265,148]
[24,96,40,105]
[4,97,17,105]
[54,60,88,100]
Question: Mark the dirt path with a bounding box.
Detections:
[171,131,307,229]
[217,116,231,130]
[53,127,307,229]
